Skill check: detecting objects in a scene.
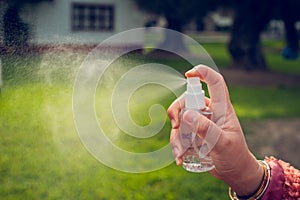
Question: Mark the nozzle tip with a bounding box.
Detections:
[187,77,200,85]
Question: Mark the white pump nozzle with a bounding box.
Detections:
[185,77,205,109]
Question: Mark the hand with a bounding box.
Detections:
[167,65,264,196]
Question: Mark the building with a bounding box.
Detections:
[0,0,148,48]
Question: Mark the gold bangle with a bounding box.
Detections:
[228,187,239,200]
[255,160,270,199]
[228,160,270,200]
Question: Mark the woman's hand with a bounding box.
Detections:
[167,65,264,196]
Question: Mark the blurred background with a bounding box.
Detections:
[0,0,300,199]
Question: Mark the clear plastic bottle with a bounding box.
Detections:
[180,77,214,172]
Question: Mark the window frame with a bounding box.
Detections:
[71,3,115,32]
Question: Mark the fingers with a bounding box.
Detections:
[185,65,230,125]
[169,109,212,165]
[169,65,228,164]
[169,103,222,165]
[170,128,184,165]
[181,110,211,138]
[167,94,185,129]
[186,65,229,104]
[182,109,222,157]
[167,89,212,129]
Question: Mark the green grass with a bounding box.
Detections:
[1,40,300,199]
[200,43,231,68]
[0,82,228,199]
[264,40,300,75]
[230,86,300,120]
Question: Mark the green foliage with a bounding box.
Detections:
[1,0,51,49]
[3,5,29,48]
[135,0,215,30]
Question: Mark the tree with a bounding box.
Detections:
[228,0,300,70]
[137,0,300,70]
[1,0,50,51]
[135,0,215,53]
[3,5,29,49]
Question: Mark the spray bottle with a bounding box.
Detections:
[179,77,214,172]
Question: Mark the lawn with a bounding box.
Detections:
[1,40,300,199]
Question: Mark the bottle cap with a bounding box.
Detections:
[185,77,205,109]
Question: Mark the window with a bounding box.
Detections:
[72,3,114,31]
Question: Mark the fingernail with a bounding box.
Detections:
[187,67,196,73]
[194,64,204,70]
[175,158,181,165]
[193,66,199,71]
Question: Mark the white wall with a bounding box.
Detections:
[23,0,147,45]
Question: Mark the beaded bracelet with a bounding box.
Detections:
[229,160,271,200]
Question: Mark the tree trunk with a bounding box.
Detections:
[3,4,29,53]
[228,28,267,70]
[228,0,272,70]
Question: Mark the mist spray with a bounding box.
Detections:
[179,77,214,172]
[0,59,2,93]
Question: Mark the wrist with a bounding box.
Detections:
[229,160,271,200]
[229,154,264,196]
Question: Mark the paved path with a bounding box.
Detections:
[220,68,300,87]
[245,119,300,168]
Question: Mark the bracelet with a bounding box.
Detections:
[229,160,271,200]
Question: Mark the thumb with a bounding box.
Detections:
[182,110,210,139]
[182,109,222,157]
